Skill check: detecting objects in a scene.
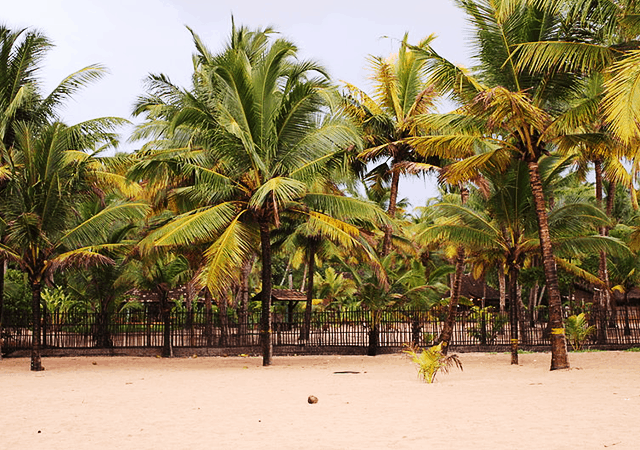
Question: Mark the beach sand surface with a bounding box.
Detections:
[2,351,639,449]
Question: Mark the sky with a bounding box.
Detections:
[4,0,472,209]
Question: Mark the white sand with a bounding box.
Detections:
[2,351,639,449]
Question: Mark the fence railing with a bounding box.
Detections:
[4,306,640,354]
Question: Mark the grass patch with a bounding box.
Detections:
[625,347,640,352]
[569,348,605,353]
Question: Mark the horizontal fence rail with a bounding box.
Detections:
[4,306,640,354]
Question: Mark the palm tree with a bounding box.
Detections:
[409,0,586,369]
[274,193,384,342]
[0,24,127,362]
[135,24,388,365]
[0,26,53,359]
[64,197,142,348]
[514,0,640,144]
[0,121,148,370]
[121,250,190,357]
[418,158,626,362]
[513,1,640,339]
[341,33,439,255]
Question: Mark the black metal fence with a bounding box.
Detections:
[4,306,640,354]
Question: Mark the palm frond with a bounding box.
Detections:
[142,202,241,249]
[199,215,257,299]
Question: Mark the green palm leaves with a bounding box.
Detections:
[133,24,385,365]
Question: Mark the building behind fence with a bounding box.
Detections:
[3,305,640,356]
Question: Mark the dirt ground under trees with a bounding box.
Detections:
[2,351,639,449]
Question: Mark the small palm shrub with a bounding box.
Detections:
[565,313,596,351]
[403,343,463,383]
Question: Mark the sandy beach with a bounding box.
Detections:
[2,351,639,449]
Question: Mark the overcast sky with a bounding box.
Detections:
[4,0,472,209]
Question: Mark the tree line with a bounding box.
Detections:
[2,0,640,371]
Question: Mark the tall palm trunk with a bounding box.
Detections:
[237,257,253,345]
[498,268,506,312]
[594,161,609,343]
[438,186,468,354]
[527,161,569,370]
[508,264,519,365]
[300,239,318,341]
[382,164,400,256]
[29,275,44,371]
[259,222,273,366]
[605,180,618,328]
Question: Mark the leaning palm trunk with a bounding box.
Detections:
[259,223,273,366]
[438,246,465,354]
[528,161,569,370]
[438,187,468,354]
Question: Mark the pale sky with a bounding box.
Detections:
[4,0,472,209]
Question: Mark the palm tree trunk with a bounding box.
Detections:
[498,269,506,313]
[160,290,173,357]
[218,295,229,346]
[186,281,196,347]
[594,160,609,343]
[237,257,252,345]
[605,180,617,328]
[508,265,519,365]
[517,282,528,344]
[382,166,400,256]
[438,246,465,353]
[624,291,631,336]
[96,296,113,348]
[438,186,468,354]
[30,276,44,371]
[204,288,214,346]
[367,310,380,356]
[300,240,317,341]
[527,161,569,370]
[259,222,273,366]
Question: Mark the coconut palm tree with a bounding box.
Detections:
[513,0,640,338]
[514,0,640,144]
[135,24,389,366]
[0,24,129,362]
[409,0,587,369]
[341,33,439,255]
[418,157,627,362]
[0,120,148,370]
